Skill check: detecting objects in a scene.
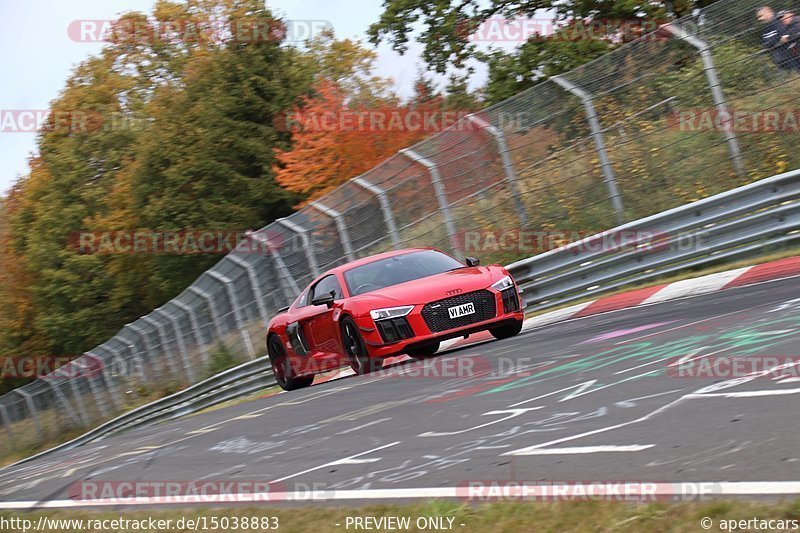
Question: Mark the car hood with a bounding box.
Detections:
[347,266,499,307]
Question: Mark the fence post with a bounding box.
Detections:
[117,328,151,382]
[69,359,108,422]
[74,354,113,418]
[188,286,226,342]
[551,75,625,225]
[96,345,129,409]
[276,218,320,278]
[43,376,87,428]
[141,315,182,380]
[126,323,159,379]
[466,114,530,229]
[207,271,256,359]
[227,255,270,326]
[12,388,44,441]
[399,148,463,260]
[310,201,356,262]
[352,176,402,250]
[172,300,211,366]
[664,22,745,177]
[0,403,14,450]
[247,231,301,300]
[155,308,196,380]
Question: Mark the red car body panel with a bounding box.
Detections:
[267,248,524,378]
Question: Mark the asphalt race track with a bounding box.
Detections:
[3,276,800,508]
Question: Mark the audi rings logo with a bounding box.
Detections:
[446,288,463,296]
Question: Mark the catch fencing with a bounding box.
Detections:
[2,0,800,455]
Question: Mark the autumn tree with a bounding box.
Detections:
[1,0,319,364]
[274,36,480,203]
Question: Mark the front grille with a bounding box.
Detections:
[375,317,414,343]
[501,287,520,313]
[421,290,497,333]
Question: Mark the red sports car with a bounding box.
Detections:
[266,248,525,390]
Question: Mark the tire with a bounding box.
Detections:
[268,334,314,391]
[489,319,524,340]
[341,316,381,375]
[407,341,440,359]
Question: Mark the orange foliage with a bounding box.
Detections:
[0,159,48,357]
[274,80,464,204]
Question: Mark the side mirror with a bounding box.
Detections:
[311,290,336,308]
[465,256,480,267]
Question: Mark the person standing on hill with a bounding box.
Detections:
[758,6,799,70]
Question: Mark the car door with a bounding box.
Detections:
[301,274,344,363]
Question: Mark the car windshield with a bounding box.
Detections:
[344,250,464,296]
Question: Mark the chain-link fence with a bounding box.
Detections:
[3,0,800,457]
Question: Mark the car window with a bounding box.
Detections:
[307,274,343,304]
[292,289,308,309]
[344,250,464,296]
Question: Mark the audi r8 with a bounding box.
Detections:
[266,248,525,390]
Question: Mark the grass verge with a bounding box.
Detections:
[3,499,800,532]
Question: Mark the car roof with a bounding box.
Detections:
[328,247,438,276]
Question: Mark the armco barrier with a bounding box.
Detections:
[508,168,800,311]
[6,358,273,467]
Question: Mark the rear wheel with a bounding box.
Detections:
[407,341,440,359]
[490,319,523,340]
[341,316,381,374]
[268,335,314,391]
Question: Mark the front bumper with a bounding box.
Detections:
[356,287,525,358]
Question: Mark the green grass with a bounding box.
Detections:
[3,499,800,532]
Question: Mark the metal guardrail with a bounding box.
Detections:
[507,168,800,312]
[6,357,273,468]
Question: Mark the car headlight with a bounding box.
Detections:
[370,305,414,321]
[491,275,514,291]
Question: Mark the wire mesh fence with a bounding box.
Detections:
[3,0,800,457]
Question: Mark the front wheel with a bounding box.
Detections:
[490,319,523,340]
[341,316,381,375]
[407,341,440,359]
[268,335,314,391]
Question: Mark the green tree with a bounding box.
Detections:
[369,0,717,103]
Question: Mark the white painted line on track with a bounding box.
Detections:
[5,482,800,508]
[504,444,655,455]
[270,441,401,483]
[687,388,800,398]
[335,417,392,435]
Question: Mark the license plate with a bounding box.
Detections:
[448,302,475,319]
